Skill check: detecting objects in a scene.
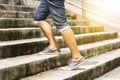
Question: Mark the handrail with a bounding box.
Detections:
[66,0,120,25]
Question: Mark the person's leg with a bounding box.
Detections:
[38,21,58,50]
[61,28,82,60]
[48,0,85,70]
[48,0,82,60]
[34,0,59,51]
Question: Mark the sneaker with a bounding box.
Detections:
[39,46,61,55]
[61,57,86,70]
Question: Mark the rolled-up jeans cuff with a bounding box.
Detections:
[34,20,46,25]
[59,26,70,32]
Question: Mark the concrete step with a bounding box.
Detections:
[0,0,25,5]
[0,18,90,28]
[0,5,82,21]
[0,4,35,12]
[71,20,90,26]
[21,48,120,80]
[0,10,78,20]
[0,18,37,28]
[0,38,120,80]
[0,32,118,59]
[71,26,104,34]
[0,10,34,18]
[0,28,42,41]
[0,26,104,41]
[94,66,120,80]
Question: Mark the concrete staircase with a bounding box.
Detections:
[0,0,120,80]
[95,66,120,80]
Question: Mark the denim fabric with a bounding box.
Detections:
[34,0,70,32]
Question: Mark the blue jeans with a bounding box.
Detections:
[34,0,70,32]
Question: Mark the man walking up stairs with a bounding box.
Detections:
[33,0,86,71]
[0,0,120,80]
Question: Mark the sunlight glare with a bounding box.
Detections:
[88,0,120,13]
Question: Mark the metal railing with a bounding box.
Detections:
[66,0,120,25]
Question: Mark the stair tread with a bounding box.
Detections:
[0,18,33,20]
[0,10,77,19]
[0,10,33,13]
[95,66,120,80]
[0,18,87,21]
[0,38,120,69]
[0,25,103,30]
[21,48,120,80]
[0,4,36,8]
[95,78,120,80]
[0,28,39,30]
[0,31,117,46]
[0,18,90,24]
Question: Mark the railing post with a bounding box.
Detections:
[82,0,86,20]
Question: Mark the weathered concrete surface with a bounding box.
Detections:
[0,32,118,59]
[95,66,120,80]
[0,18,36,28]
[0,26,104,41]
[20,49,120,80]
[68,20,90,26]
[0,39,120,80]
[0,28,42,41]
[0,10,78,19]
[0,0,25,5]
[0,11,34,18]
[0,18,91,28]
[0,4,35,12]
